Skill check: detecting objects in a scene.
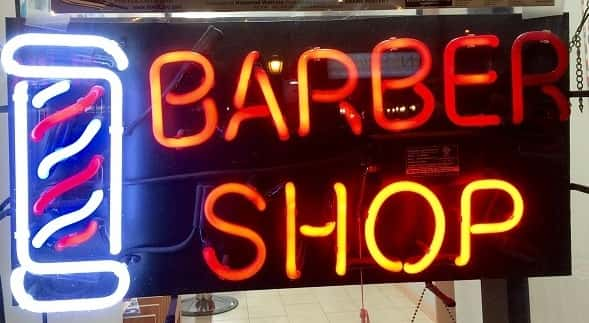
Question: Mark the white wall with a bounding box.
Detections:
[450,3,589,323]
[0,1,123,322]
[527,1,589,322]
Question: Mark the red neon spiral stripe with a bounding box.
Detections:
[54,220,99,252]
[31,85,104,142]
[33,155,103,216]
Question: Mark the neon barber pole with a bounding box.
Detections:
[1,34,129,313]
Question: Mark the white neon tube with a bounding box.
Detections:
[13,81,32,255]
[12,81,130,313]
[11,264,130,313]
[37,118,102,180]
[32,190,104,248]
[6,33,129,314]
[32,80,71,108]
[1,33,129,72]
[1,33,126,255]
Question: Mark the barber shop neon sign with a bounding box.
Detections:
[1,16,570,313]
[149,33,567,147]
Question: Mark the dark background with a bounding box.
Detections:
[7,14,571,300]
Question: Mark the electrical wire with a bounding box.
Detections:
[0,198,9,212]
[570,182,589,194]
[121,185,204,261]
[121,154,355,261]
[124,153,357,186]
[356,164,370,323]
[124,25,223,136]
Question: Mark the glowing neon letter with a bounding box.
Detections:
[334,183,348,276]
[149,51,218,148]
[455,179,524,266]
[285,182,301,279]
[203,183,267,281]
[286,182,348,279]
[297,48,360,136]
[444,35,501,127]
[365,181,445,274]
[371,38,434,131]
[225,51,289,141]
[511,31,569,124]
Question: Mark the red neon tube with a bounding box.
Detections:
[54,220,99,251]
[33,155,103,215]
[511,31,569,124]
[31,85,104,142]
[371,38,435,132]
[443,35,501,127]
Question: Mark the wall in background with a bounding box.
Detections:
[527,1,589,322]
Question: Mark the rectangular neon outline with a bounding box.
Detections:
[2,33,126,255]
[1,33,130,313]
[11,81,129,312]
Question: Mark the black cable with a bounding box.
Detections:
[14,0,20,18]
[124,153,355,186]
[123,25,223,136]
[165,295,178,323]
[0,198,9,212]
[123,222,196,256]
[570,182,589,194]
[121,186,203,259]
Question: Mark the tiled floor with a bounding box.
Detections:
[180,284,434,323]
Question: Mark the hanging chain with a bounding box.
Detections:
[443,302,457,323]
[409,285,456,323]
[571,2,589,112]
[410,287,427,323]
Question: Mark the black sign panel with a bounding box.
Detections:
[5,14,570,307]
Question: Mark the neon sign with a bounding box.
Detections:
[2,15,571,313]
[148,32,567,146]
[2,33,129,313]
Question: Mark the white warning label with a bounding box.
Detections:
[406,145,459,176]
